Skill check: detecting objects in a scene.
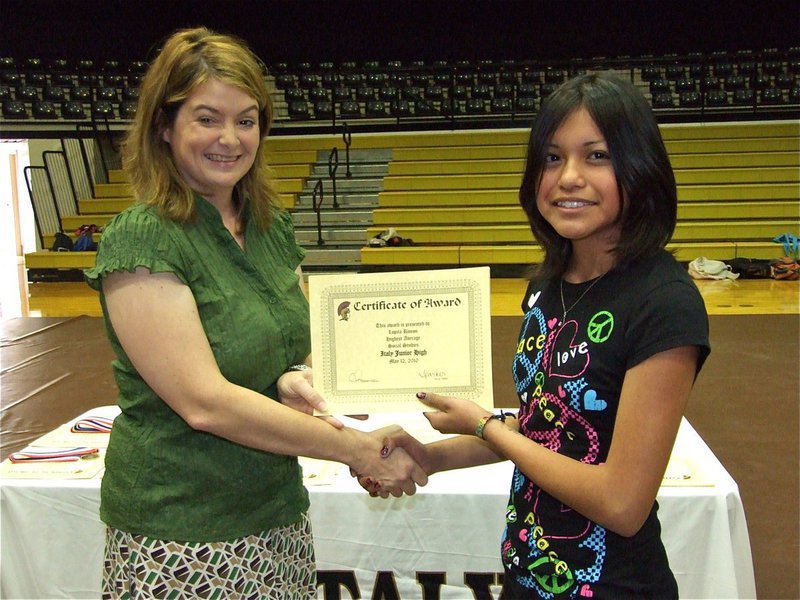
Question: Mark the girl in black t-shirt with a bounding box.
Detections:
[369,73,710,599]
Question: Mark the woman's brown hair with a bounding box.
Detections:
[123,27,281,229]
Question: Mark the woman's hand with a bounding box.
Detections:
[277,369,343,429]
[417,391,491,436]
[350,426,428,497]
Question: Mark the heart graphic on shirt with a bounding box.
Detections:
[579,584,594,597]
[557,385,566,398]
[583,390,607,411]
[547,321,589,379]
[527,291,541,309]
[520,391,528,404]
[547,317,558,329]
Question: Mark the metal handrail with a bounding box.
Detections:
[311,178,325,245]
[342,123,352,177]
[24,165,59,249]
[42,150,79,215]
[75,124,98,198]
[327,147,340,209]
[89,118,112,182]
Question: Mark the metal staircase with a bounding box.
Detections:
[290,148,391,273]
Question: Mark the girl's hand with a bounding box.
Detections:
[350,426,428,497]
[417,391,491,436]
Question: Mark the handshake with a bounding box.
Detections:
[348,424,432,499]
[278,369,505,498]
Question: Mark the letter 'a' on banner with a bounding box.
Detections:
[308,267,494,414]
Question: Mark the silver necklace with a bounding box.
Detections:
[560,274,605,321]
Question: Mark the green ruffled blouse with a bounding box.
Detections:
[85,195,311,542]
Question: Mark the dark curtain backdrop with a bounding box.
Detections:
[1,0,798,66]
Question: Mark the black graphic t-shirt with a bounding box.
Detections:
[502,250,710,599]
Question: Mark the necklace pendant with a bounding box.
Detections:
[559,273,606,322]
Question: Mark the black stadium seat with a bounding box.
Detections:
[753,74,772,89]
[96,87,118,102]
[465,98,486,114]
[2,99,28,118]
[706,90,729,106]
[540,83,559,98]
[339,100,362,118]
[122,87,139,101]
[760,87,783,104]
[356,86,375,101]
[27,72,46,86]
[775,72,793,89]
[649,79,671,94]
[414,99,438,116]
[494,84,513,98]
[52,74,73,87]
[390,99,412,117]
[120,101,137,119]
[365,100,389,117]
[333,86,351,102]
[92,101,114,119]
[679,91,702,107]
[61,101,86,119]
[733,89,755,105]
[424,85,444,100]
[725,75,747,90]
[71,87,91,101]
[32,100,57,119]
[490,97,512,113]
[378,87,398,102]
[640,66,661,81]
[314,101,333,119]
[288,100,310,119]
[471,84,491,99]
[651,92,675,108]
[516,96,536,112]
[666,64,685,80]
[2,72,21,86]
[308,87,329,102]
[16,86,39,101]
[285,88,304,102]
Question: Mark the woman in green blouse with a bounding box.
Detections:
[85,27,425,599]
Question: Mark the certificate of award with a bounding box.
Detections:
[308,267,493,414]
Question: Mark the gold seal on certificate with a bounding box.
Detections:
[309,267,494,414]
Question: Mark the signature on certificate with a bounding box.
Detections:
[348,370,379,383]
[419,369,448,381]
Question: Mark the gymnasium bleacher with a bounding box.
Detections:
[1,47,798,292]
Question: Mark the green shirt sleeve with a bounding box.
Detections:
[85,204,188,289]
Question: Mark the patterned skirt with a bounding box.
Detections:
[102,514,316,599]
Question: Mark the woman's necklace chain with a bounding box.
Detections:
[560,273,606,321]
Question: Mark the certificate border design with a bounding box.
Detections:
[310,268,493,411]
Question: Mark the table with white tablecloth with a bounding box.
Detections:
[1,410,756,599]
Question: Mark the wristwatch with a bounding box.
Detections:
[284,364,311,372]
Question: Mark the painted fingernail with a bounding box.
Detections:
[380,446,389,457]
[374,481,382,489]
[364,478,373,486]
[416,391,426,399]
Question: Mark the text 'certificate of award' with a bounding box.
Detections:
[309,266,493,414]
